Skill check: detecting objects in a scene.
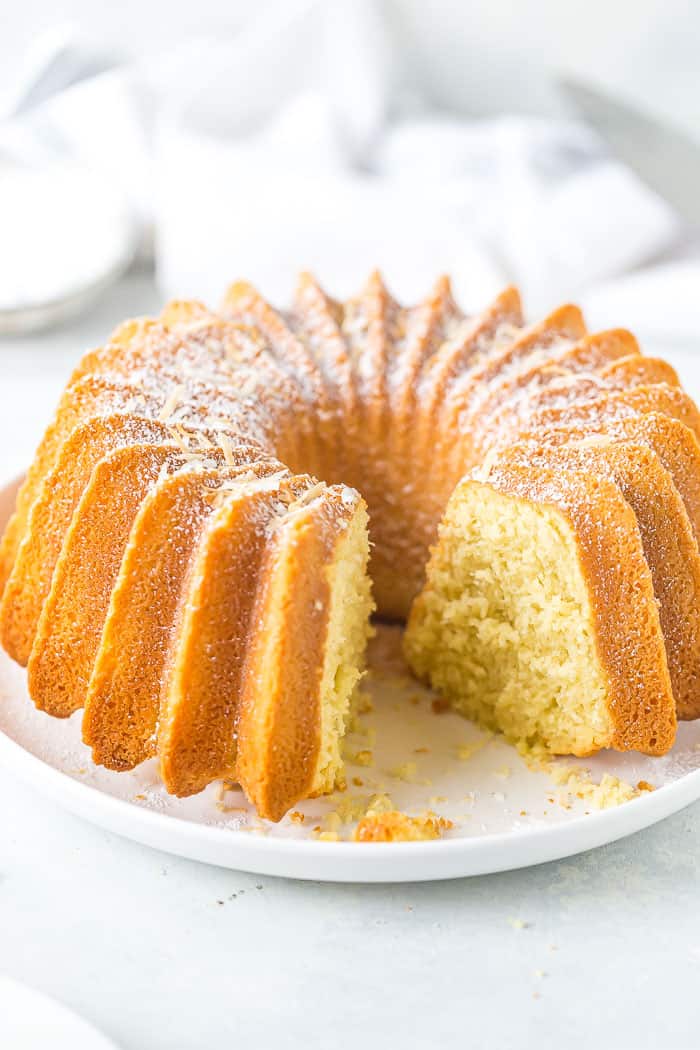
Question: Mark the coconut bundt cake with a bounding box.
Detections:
[1,273,699,820]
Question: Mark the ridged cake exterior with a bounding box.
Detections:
[1,273,699,818]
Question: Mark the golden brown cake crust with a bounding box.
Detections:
[3,273,700,820]
[158,480,290,799]
[468,466,677,756]
[27,443,183,717]
[353,810,453,842]
[498,442,700,721]
[235,489,361,821]
[520,413,700,550]
[82,463,267,770]
[0,415,174,666]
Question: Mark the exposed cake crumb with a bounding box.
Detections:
[556,769,640,808]
[524,748,649,809]
[323,811,342,834]
[353,810,453,843]
[289,811,305,824]
[317,791,396,841]
[456,734,492,761]
[388,761,417,782]
[365,792,394,816]
[349,749,373,767]
[331,795,369,823]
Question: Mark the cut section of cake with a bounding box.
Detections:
[3,273,700,821]
[404,463,676,757]
[490,441,700,720]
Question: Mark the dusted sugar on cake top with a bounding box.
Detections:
[1,272,698,821]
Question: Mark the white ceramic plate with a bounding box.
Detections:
[2,475,700,882]
[0,976,118,1049]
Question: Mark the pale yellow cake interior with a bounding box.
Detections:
[5,273,690,819]
[312,503,374,795]
[404,481,614,756]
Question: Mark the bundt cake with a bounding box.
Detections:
[2,272,699,821]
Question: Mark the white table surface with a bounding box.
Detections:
[2,272,700,1050]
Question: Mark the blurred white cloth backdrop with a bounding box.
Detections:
[1,0,698,339]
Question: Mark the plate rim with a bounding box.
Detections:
[2,473,700,882]
[3,704,700,882]
[0,975,119,1049]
